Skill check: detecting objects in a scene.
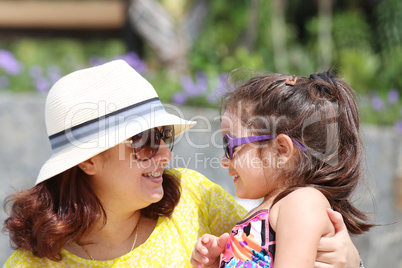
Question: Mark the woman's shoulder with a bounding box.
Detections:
[165,168,207,180]
[165,168,217,189]
[4,249,42,267]
[4,249,91,268]
[165,167,245,210]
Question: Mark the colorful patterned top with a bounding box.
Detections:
[3,168,247,268]
[220,209,276,268]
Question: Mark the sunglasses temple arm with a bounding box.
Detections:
[291,138,307,151]
[232,136,306,152]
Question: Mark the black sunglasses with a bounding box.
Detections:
[124,126,175,161]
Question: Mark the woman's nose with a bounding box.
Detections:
[220,155,229,168]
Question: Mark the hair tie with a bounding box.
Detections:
[285,75,297,86]
[309,71,337,94]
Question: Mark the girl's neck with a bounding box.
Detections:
[257,189,280,210]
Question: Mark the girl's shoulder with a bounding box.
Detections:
[270,187,332,231]
[280,187,330,205]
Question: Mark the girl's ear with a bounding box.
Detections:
[274,134,295,163]
[77,158,97,175]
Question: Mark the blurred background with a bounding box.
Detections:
[0,0,401,266]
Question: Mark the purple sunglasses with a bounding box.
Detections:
[223,133,307,159]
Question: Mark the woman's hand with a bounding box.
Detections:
[190,233,229,268]
[315,208,361,268]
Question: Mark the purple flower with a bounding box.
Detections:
[215,74,229,95]
[0,49,22,75]
[218,73,228,89]
[371,96,383,111]
[117,52,147,74]
[207,91,219,104]
[388,89,399,104]
[48,65,61,83]
[29,65,43,79]
[195,71,208,94]
[395,120,402,134]
[206,74,229,104]
[0,75,9,89]
[180,71,208,97]
[172,92,187,105]
[180,76,198,97]
[89,56,107,67]
[34,77,51,94]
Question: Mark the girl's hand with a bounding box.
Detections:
[314,208,360,268]
[190,233,229,268]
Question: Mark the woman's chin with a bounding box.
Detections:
[148,188,164,203]
[140,175,164,202]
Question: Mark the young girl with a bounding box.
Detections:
[191,70,372,268]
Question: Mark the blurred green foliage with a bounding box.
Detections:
[189,0,273,74]
[0,38,126,91]
[186,0,402,129]
[0,0,401,129]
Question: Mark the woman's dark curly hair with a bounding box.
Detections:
[3,166,181,261]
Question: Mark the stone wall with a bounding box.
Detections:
[1,93,401,266]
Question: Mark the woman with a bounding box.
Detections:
[3,60,361,267]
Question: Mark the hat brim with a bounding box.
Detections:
[36,112,196,185]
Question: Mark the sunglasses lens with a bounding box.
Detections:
[223,135,230,159]
[131,126,175,161]
[131,129,159,160]
[161,126,174,151]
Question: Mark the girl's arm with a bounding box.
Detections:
[315,208,361,268]
[270,187,335,268]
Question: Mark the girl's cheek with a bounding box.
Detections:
[232,157,241,169]
[234,151,263,170]
[261,152,277,169]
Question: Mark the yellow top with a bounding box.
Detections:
[3,168,247,268]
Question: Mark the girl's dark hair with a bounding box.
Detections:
[221,69,373,235]
[3,167,181,261]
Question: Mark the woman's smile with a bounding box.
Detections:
[141,171,163,183]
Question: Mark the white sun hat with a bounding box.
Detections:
[36,60,196,185]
